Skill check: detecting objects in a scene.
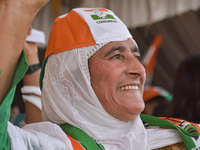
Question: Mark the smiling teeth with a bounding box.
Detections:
[119,85,139,90]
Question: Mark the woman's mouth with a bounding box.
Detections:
[119,85,139,90]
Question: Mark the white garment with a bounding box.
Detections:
[8,121,182,150]
[146,127,182,149]
[8,121,73,150]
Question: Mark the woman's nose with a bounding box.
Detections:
[125,55,146,77]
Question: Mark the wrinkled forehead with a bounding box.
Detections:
[86,38,139,60]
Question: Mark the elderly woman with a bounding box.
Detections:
[1,4,200,150]
[40,8,148,149]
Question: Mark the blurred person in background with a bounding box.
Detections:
[164,54,200,123]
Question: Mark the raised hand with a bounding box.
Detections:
[0,0,49,103]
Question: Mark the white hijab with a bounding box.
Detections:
[41,42,150,150]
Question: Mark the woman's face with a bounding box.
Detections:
[89,39,146,121]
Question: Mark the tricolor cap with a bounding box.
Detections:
[44,8,133,59]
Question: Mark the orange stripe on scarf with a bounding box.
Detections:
[67,135,86,150]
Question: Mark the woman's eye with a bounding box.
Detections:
[134,55,140,60]
[111,54,120,59]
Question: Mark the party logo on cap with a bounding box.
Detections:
[91,9,115,20]
[84,9,117,24]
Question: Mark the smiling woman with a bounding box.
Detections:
[89,39,146,121]
[40,8,149,149]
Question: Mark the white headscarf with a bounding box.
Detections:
[41,41,150,149]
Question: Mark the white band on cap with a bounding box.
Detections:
[86,42,108,59]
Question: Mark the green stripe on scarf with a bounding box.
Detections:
[140,114,197,149]
[60,123,105,150]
